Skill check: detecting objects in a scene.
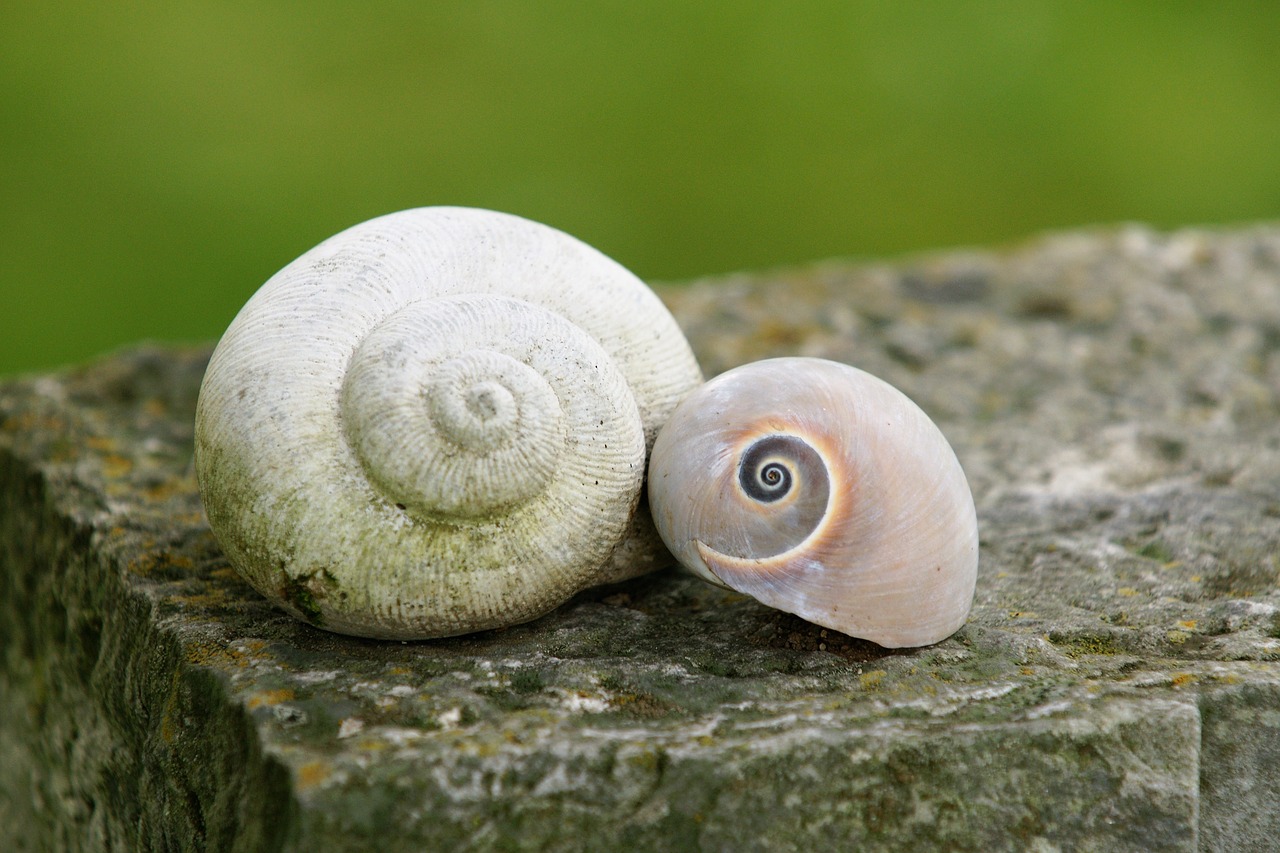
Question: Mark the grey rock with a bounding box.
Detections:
[3,223,1280,851]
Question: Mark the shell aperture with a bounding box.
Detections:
[648,357,978,648]
[195,207,703,639]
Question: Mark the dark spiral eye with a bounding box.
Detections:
[748,460,791,500]
[738,434,819,503]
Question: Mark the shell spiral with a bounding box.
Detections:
[195,207,703,639]
[648,357,978,648]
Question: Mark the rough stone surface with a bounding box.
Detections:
[4,223,1280,851]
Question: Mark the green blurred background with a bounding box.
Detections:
[2,2,1278,376]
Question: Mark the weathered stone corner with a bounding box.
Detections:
[4,223,1280,850]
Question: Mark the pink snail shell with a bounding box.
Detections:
[648,357,978,648]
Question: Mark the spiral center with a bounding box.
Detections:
[742,432,829,504]
[339,297,572,520]
[466,382,509,422]
[689,430,833,561]
[738,434,823,505]
[425,354,552,456]
[747,459,792,501]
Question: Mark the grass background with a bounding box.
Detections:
[2,2,1278,376]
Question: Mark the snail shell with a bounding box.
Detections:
[195,207,702,639]
[648,357,978,648]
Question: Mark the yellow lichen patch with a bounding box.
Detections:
[295,760,331,791]
[160,713,176,744]
[1166,630,1190,645]
[1170,673,1196,688]
[1053,633,1120,658]
[160,669,183,744]
[101,526,130,545]
[101,453,133,478]
[184,642,252,669]
[167,553,194,570]
[127,550,196,577]
[1177,620,1197,630]
[1,413,64,433]
[979,390,1010,418]
[755,318,806,349]
[247,689,296,709]
[624,748,662,773]
[467,741,504,759]
[144,477,190,502]
[859,670,887,690]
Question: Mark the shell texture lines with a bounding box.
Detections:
[195,207,702,639]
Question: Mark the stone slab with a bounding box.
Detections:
[3,223,1280,850]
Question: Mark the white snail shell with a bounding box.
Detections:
[648,357,978,648]
[195,207,702,639]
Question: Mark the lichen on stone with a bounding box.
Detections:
[4,224,1280,849]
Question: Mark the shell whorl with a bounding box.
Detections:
[195,207,703,639]
[339,294,612,520]
[648,357,978,648]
